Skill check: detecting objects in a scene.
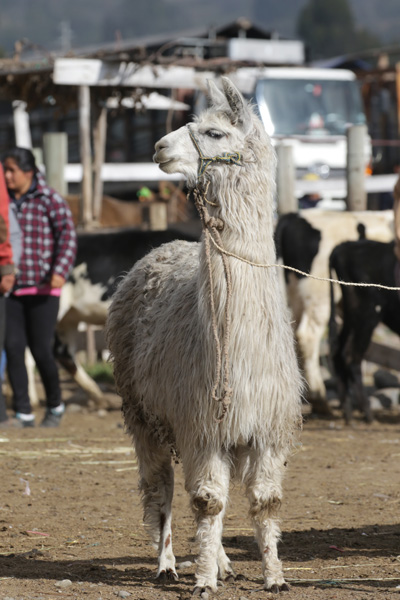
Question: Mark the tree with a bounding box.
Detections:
[296,0,381,60]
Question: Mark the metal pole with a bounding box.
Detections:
[346,124,367,211]
[43,132,68,195]
[276,143,297,214]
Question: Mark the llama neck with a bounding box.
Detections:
[202,166,276,263]
[195,164,281,423]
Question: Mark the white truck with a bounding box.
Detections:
[222,66,372,206]
[191,63,371,206]
[255,68,369,181]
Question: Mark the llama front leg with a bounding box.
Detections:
[244,449,288,592]
[185,451,231,596]
[134,430,177,581]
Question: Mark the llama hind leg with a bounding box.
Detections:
[184,451,231,595]
[217,543,236,581]
[244,448,288,592]
[134,432,177,581]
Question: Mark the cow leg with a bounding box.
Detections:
[338,307,379,424]
[296,311,331,415]
[25,348,39,408]
[133,425,177,581]
[331,323,352,423]
[243,447,288,592]
[184,450,231,595]
[346,319,378,424]
[54,331,106,406]
[349,361,373,423]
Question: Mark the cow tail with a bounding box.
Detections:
[357,222,366,240]
[328,248,340,361]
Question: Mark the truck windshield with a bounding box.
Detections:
[256,78,366,137]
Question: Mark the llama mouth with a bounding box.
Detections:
[156,158,176,172]
[154,152,172,165]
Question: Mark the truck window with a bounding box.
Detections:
[256,78,366,137]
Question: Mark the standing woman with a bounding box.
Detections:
[3,147,77,427]
[0,163,18,426]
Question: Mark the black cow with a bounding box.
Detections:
[54,226,200,405]
[328,239,400,423]
[274,209,393,416]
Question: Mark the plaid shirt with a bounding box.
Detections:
[11,172,77,289]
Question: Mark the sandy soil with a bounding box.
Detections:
[1,375,400,600]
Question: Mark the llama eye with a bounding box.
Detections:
[205,130,225,139]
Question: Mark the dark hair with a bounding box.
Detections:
[2,147,37,172]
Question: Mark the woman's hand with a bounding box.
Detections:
[51,274,66,288]
[0,273,15,294]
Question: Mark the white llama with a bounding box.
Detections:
[106,77,303,596]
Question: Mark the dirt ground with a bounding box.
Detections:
[1,372,400,600]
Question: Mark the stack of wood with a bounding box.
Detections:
[66,180,189,230]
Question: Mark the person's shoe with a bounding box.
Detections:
[40,403,65,428]
[14,413,36,428]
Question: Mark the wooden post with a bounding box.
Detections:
[43,132,68,195]
[276,143,297,214]
[32,148,43,170]
[149,203,168,230]
[346,124,367,211]
[396,62,400,136]
[78,85,93,228]
[12,100,32,149]
[92,105,107,224]
[86,325,97,367]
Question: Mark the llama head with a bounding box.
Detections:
[153,77,270,190]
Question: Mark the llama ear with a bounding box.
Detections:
[221,76,251,130]
[206,79,229,109]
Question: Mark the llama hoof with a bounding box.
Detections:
[222,570,241,582]
[218,567,237,583]
[193,585,212,599]
[264,582,290,593]
[157,568,178,582]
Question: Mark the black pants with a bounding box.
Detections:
[5,294,61,415]
[0,295,6,422]
[395,261,400,302]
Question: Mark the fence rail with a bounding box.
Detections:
[58,163,398,199]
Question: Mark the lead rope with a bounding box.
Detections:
[192,181,233,422]
[205,236,400,291]
[191,181,400,424]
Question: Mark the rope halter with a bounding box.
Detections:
[187,126,242,178]
[186,126,242,421]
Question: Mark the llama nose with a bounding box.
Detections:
[155,138,168,152]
